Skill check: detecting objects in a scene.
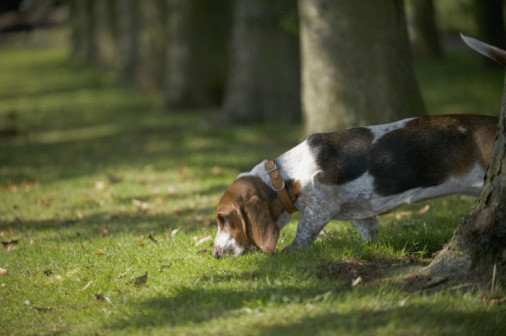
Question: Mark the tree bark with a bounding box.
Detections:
[164,0,232,109]
[136,0,166,92]
[116,0,138,82]
[427,36,506,281]
[299,0,425,136]
[93,0,118,68]
[219,0,300,124]
[69,0,96,62]
[410,0,441,59]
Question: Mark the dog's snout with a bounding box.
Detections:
[212,249,221,259]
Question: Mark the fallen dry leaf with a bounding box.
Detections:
[148,233,158,244]
[197,249,209,256]
[32,305,53,311]
[199,275,211,282]
[212,166,222,175]
[398,296,411,307]
[115,269,130,281]
[1,238,18,248]
[0,268,6,276]
[489,297,506,305]
[94,293,112,303]
[95,181,106,191]
[1,228,12,237]
[136,242,145,247]
[95,248,107,255]
[80,243,89,252]
[132,199,149,210]
[2,238,18,251]
[202,219,213,227]
[171,227,181,237]
[194,236,211,247]
[80,280,93,291]
[351,276,363,287]
[416,204,430,215]
[107,173,123,184]
[94,226,108,235]
[158,264,171,272]
[131,272,148,286]
[386,204,431,220]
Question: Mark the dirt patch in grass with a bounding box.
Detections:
[317,257,415,287]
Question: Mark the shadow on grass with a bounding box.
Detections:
[0,204,216,239]
[254,305,502,335]
[1,113,297,184]
[102,279,503,335]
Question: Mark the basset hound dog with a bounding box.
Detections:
[212,114,498,258]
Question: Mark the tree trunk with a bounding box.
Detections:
[299,0,426,136]
[93,0,118,68]
[472,0,505,68]
[164,0,232,109]
[69,0,96,62]
[219,0,300,124]
[410,0,441,59]
[136,0,166,92]
[116,0,139,82]
[427,36,506,281]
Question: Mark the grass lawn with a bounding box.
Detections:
[1,32,505,335]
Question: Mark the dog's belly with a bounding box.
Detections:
[331,163,485,220]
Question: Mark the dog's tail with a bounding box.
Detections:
[461,33,506,67]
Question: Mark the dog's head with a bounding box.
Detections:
[212,176,281,258]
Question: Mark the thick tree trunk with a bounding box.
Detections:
[410,0,441,59]
[136,0,166,92]
[69,0,96,62]
[299,0,425,135]
[116,0,138,82]
[219,0,300,124]
[164,0,231,109]
[93,0,118,68]
[427,36,506,280]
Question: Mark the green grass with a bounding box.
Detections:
[1,35,505,335]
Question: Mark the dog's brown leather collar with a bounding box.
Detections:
[265,160,297,214]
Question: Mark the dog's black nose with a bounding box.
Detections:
[212,250,220,259]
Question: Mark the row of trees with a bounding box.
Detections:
[69,0,505,135]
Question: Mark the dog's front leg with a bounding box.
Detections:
[352,217,378,242]
[284,216,329,251]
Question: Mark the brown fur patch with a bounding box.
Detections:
[403,114,497,176]
[216,176,284,250]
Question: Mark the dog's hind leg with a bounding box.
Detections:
[353,217,378,242]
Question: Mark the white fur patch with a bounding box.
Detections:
[366,117,415,143]
[213,229,245,257]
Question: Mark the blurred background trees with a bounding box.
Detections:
[1,0,505,131]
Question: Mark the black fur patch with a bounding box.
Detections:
[308,127,374,185]
[308,115,497,197]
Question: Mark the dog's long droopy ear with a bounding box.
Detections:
[244,196,280,254]
[461,33,506,67]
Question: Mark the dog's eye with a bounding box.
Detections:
[217,215,228,228]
